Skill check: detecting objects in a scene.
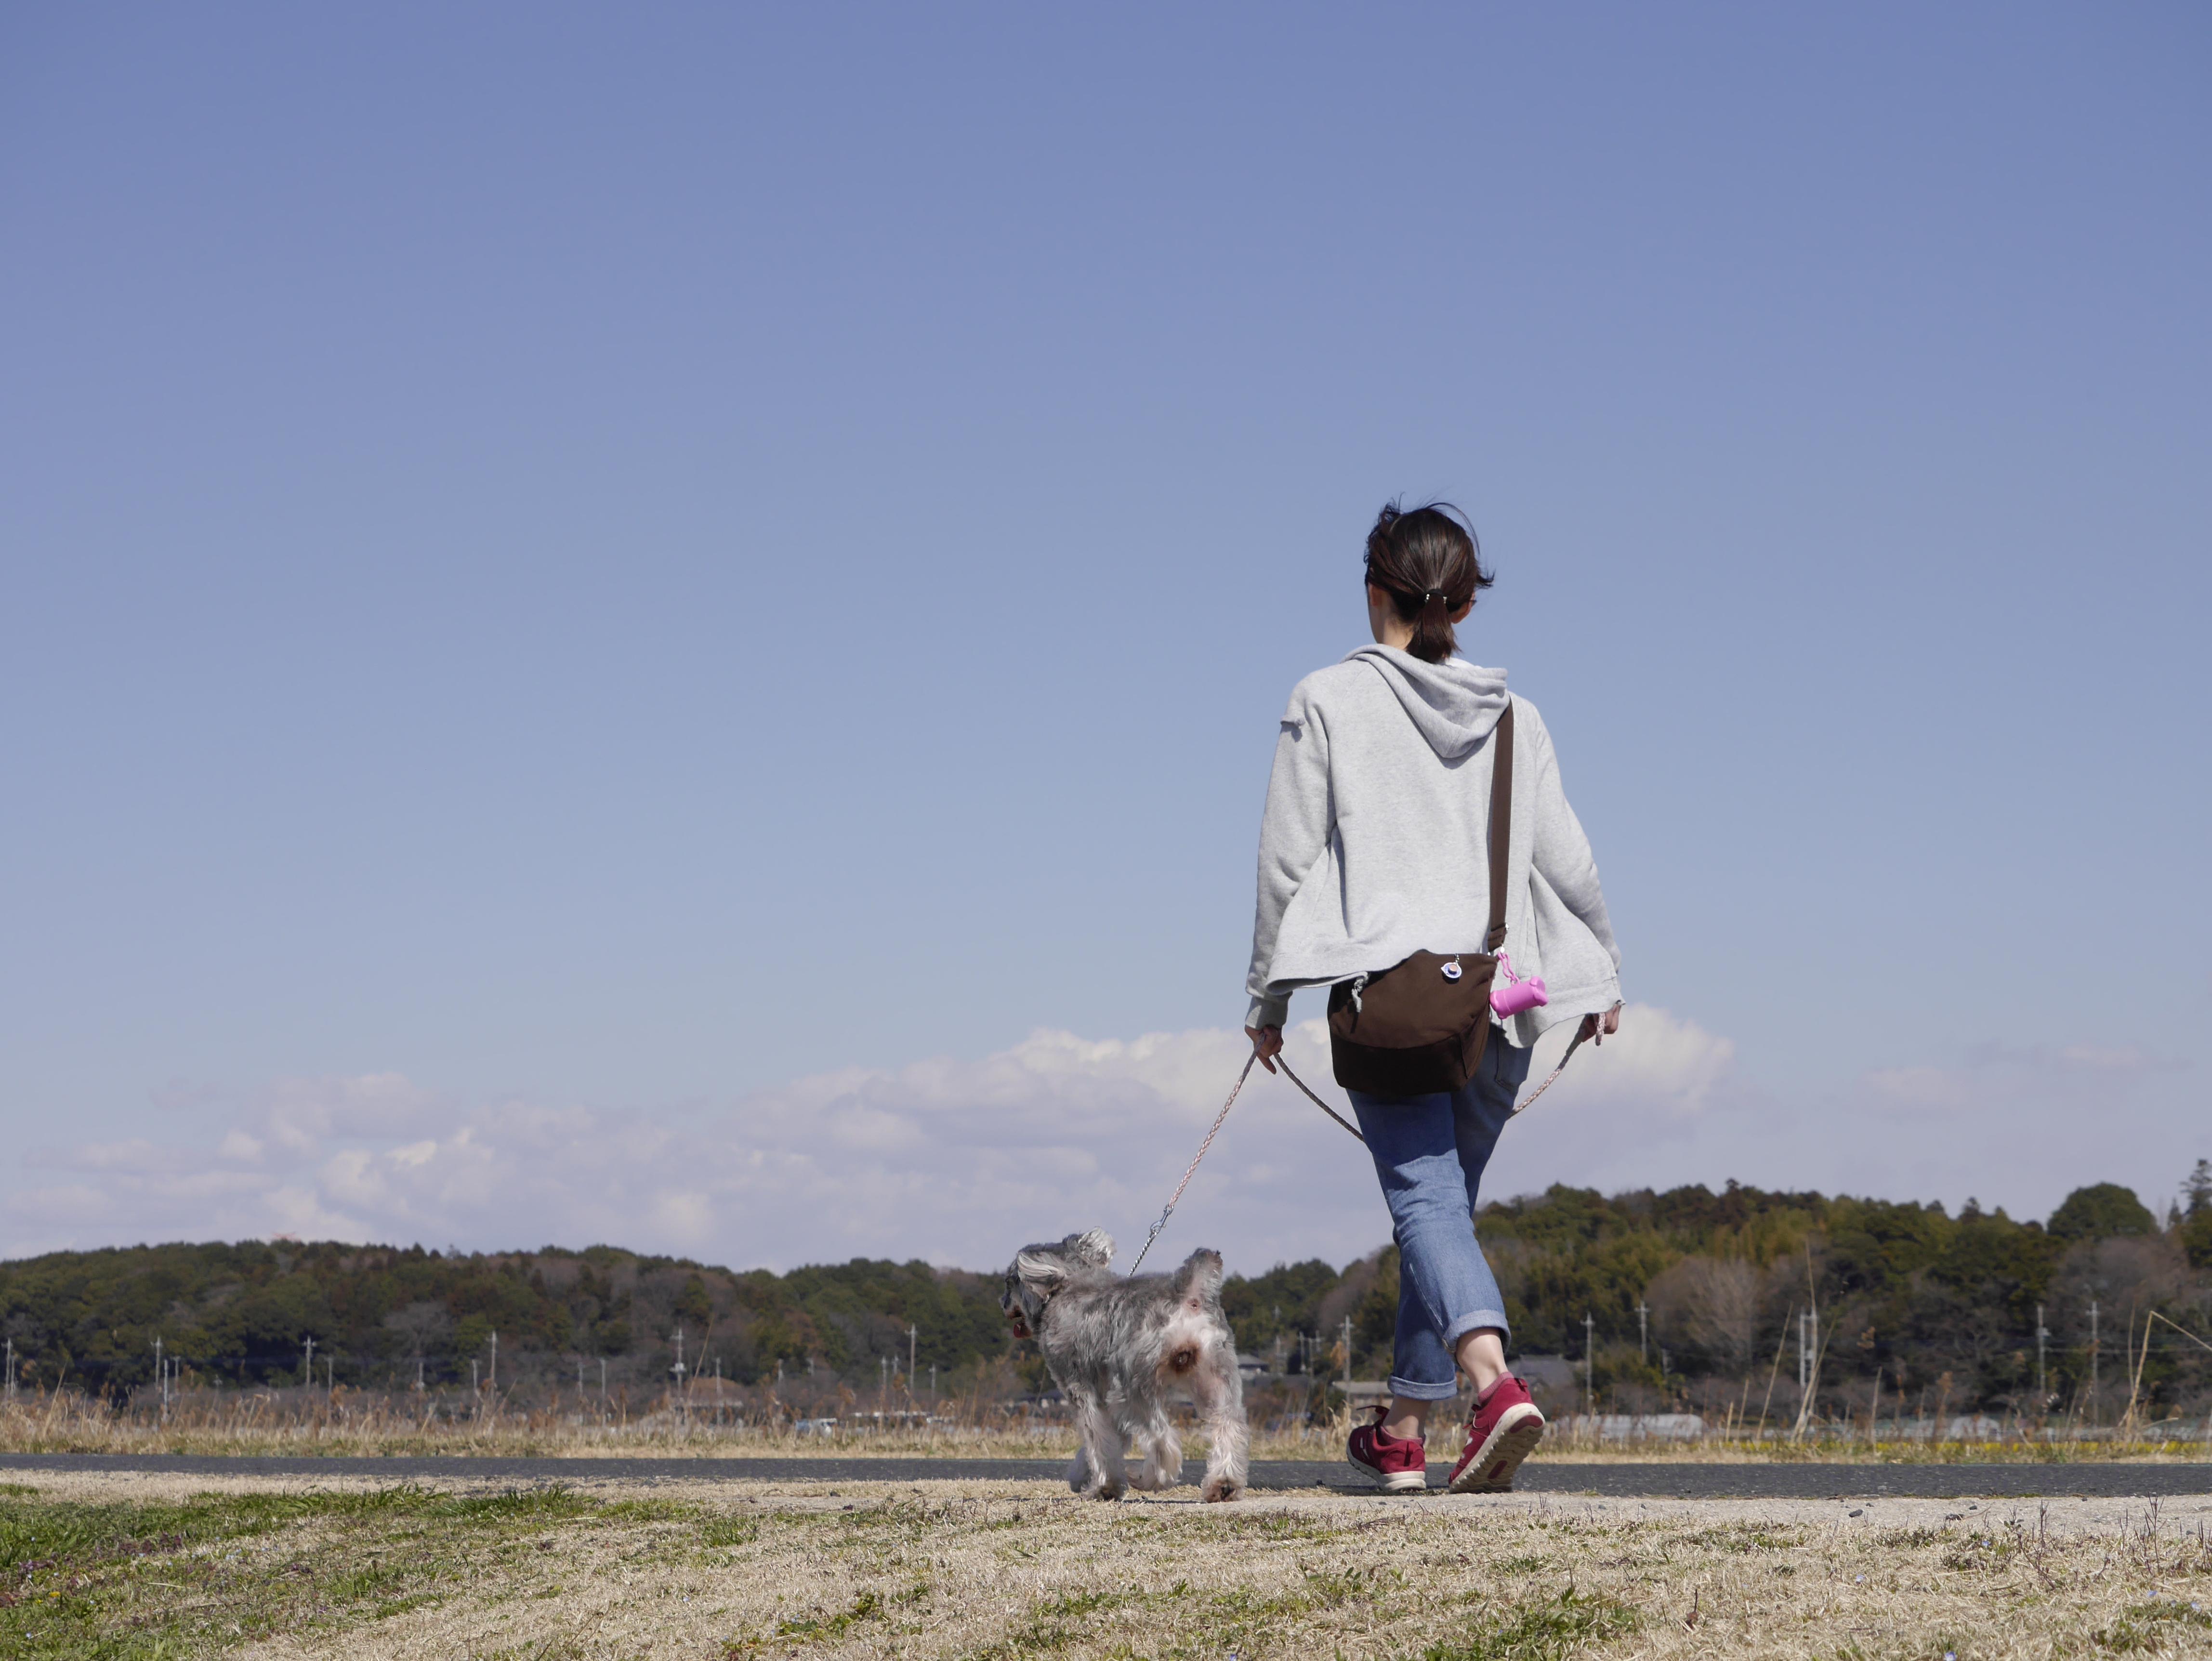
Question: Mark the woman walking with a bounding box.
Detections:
[1244,502,1621,1493]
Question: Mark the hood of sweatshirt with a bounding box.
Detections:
[1344,645,1510,761]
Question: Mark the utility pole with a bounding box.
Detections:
[880,1355,890,1419]
[2088,1302,2100,1415]
[153,1336,166,1414]
[488,1331,498,1390]
[326,1355,333,1396]
[1340,1317,1354,1388]
[1583,1313,1596,1416]
[5,1335,13,1398]
[472,1358,480,1393]
[599,1357,606,1399]
[578,1356,585,1395]
[672,1327,688,1422]
[930,1363,937,1399]
[908,1323,918,1384]
[2036,1305,2049,1404]
[1636,1300,1649,1363]
[303,1334,316,1389]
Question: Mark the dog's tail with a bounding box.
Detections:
[1169,1247,1224,1307]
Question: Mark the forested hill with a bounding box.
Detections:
[0,1243,1015,1397]
[4,1168,2208,1413]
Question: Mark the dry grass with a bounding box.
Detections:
[3,1391,2205,1466]
[2,1467,2210,1659]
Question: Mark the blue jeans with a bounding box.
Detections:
[1349,1035,1532,1401]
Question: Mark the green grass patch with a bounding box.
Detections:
[772,1588,883,1641]
[2094,1597,2212,1652]
[1414,1586,1641,1661]
[698,1514,760,1548]
[1682,1521,1800,1553]
[0,1484,641,1661]
[1874,1524,1950,1549]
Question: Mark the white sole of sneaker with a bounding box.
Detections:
[1346,1456,1429,1493]
[1447,1404,1544,1494]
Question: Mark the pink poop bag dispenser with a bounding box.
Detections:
[1489,952,1549,1018]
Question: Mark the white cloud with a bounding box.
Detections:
[1514,1005,1736,1120]
[6,1003,2193,1268]
[0,1005,1752,1272]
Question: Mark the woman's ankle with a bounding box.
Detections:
[1380,1400,1428,1442]
[1455,1328,1510,1396]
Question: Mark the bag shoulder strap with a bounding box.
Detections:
[1486,702,1514,954]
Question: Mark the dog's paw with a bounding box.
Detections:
[1090,1479,1126,1502]
[1064,1451,1092,1493]
[1200,1477,1244,1503]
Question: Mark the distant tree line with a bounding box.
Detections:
[5,1164,2207,1416]
[0,1241,1013,1397]
[1227,1166,2212,1418]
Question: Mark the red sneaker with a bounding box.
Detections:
[1447,1375,1545,1493]
[1345,1407,1428,1492]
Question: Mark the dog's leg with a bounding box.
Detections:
[1144,1412,1184,1491]
[1127,1399,1180,1491]
[1064,1443,1093,1494]
[1073,1394,1127,1501]
[1191,1350,1249,1503]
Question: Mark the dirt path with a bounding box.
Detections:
[6,1467,2210,1658]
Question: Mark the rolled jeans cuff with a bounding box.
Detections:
[1387,1371,1462,1402]
[1387,1310,1511,1401]
[1445,1310,1510,1351]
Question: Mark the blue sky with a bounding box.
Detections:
[3,4,2207,1268]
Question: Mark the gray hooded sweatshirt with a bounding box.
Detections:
[1245,646,1621,1050]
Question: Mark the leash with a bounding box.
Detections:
[1279,1021,1592,1134]
[1123,1025,1594,1276]
[1125,1054,1256,1276]
[1511,1025,1591,1114]
[1275,1056,1365,1142]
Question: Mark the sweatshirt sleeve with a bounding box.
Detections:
[1244,688,1332,1029]
[1525,703,1623,978]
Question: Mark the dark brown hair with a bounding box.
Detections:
[1363,501,1493,663]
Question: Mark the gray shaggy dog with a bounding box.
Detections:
[1000,1229,1249,1503]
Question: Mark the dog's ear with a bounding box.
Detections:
[1171,1247,1224,1303]
[1067,1229,1115,1268]
[1014,1250,1068,1294]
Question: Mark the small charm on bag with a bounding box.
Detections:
[1489,951,1548,1018]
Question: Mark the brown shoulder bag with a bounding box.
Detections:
[1326,703,1514,1097]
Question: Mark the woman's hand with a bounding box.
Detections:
[1577,1004,1623,1046]
[1245,1025,1283,1074]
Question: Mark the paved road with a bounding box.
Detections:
[4,1452,2207,1498]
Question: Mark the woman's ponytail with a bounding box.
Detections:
[1363,501,1493,663]
[1410,587,1454,662]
